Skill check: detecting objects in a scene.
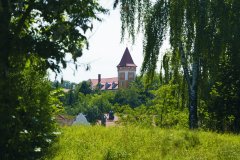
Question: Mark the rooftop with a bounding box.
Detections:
[89,77,118,90]
[117,47,137,67]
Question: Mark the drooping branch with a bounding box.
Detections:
[141,0,168,82]
[179,42,191,89]
[113,0,119,9]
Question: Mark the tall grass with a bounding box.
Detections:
[45,126,240,160]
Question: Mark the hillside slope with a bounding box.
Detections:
[45,126,240,160]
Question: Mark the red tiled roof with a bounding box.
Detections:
[89,77,118,90]
[117,47,137,67]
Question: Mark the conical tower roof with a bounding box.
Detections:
[117,47,137,67]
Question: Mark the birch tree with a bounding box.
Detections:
[115,0,240,129]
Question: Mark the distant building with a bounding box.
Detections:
[117,47,137,89]
[55,115,74,126]
[89,47,137,90]
[89,75,118,90]
[72,113,90,125]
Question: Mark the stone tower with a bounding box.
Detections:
[117,47,137,89]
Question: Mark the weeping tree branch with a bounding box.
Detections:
[116,0,200,129]
[179,42,191,88]
[113,0,119,9]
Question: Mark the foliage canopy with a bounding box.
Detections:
[0,0,106,73]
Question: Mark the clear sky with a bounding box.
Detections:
[48,0,170,83]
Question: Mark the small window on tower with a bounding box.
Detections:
[119,73,125,80]
[128,72,134,80]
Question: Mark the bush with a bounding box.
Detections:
[0,59,60,159]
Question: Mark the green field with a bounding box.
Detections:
[45,126,240,160]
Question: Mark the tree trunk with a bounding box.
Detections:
[189,60,199,129]
[189,88,198,129]
[179,43,199,129]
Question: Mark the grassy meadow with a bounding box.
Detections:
[44,126,240,160]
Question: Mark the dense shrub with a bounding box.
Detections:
[0,59,60,159]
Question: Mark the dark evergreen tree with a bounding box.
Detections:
[79,81,92,95]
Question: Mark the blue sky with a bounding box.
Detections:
[48,0,169,83]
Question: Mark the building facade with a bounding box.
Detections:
[89,47,137,90]
[117,47,137,89]
[89,75,118,90]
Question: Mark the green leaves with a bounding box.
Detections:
[0,0,107,73]
[0,56,60,159]
[151,83,188,128]
[142,0,168,80]
[49,88,65,114]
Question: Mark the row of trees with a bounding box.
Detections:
[55,50,237,132]
[62,61,239,132]
[61,80,146,123]
[61,75,188,128]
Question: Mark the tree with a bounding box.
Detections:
[115,0,240,129]
[209,60,240,132]
[79,81,92,95]
[0,57,63,159]
[0,0,106,158]
[151,83,188,128]
[0,0,106,74]
[114,88,141,108]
